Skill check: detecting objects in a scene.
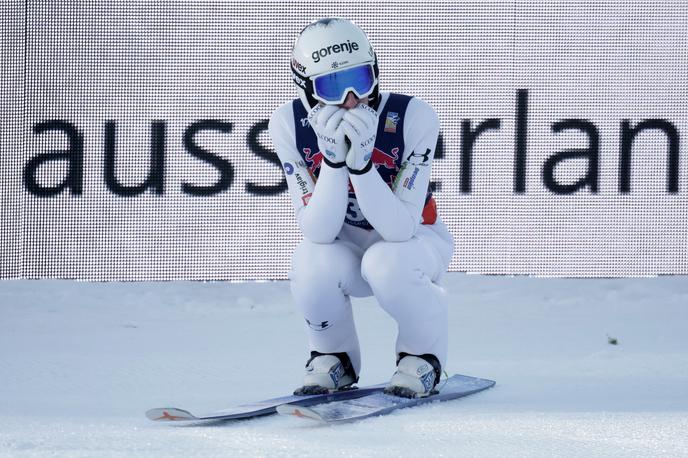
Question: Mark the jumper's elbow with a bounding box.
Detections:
[297,208,339,244]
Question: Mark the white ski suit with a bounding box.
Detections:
[268,92,454,376]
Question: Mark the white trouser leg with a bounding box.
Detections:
[360,230,451,368]
[288,238,373,376]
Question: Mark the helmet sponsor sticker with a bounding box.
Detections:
[292,73,307,88]
[311,40,359,63]
[291,57,307,74]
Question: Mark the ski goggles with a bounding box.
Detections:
[312,63,377,105]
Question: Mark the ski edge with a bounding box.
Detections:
[324,379,497,424]
[145,407,199,422]
[275,404,324,422]
[145,384,387,423]
[278,376,497,424]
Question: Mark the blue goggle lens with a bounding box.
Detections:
[313,64,375,103]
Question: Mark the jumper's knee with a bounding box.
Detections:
[361,241,416,298]
[291,239,353,283]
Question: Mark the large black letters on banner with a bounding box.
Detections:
[460,119,501,193]
[104,121,166,196]
[24,121,84,197]
[543,120,600,194]
[619,119,680,194]
[429,133,445,193]
[514,89,529,194]
[245,120,287,196]
[182,120,234,196]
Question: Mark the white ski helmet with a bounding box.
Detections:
[291,18,380,111]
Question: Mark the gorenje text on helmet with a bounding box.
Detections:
[311,40,359,63]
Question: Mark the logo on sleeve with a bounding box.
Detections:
[409,148,431,165]
[403,166,420,190]
[284,162,294,175]
[392,162,408,191]
[295,173,309,195]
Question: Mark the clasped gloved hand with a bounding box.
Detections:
[340,103,379,173]
[307,104,348,167]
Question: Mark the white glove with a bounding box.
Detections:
[307,104,348,166]
[341,103,379,173]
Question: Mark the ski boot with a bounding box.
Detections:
[294,351,358,395]
[384,353,441,398]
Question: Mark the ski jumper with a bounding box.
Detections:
[268,92,454,376]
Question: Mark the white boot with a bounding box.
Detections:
[384,354,440,398]
[294,353,357,395]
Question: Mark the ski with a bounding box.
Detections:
[145,383,386,423]
[276,374,495,423]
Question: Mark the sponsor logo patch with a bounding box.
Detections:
[420,371,435,391]
[311,40,359,63]
[304,148,324,175]
[409,148,431,165]
[360,135,376,148]
[392,162,408,191]
[403,166,420,190]
[295,173,309,195]
[371,147,399,170]
[384,112,400,133]
[291,57,307,74]
[305,318,331,331]
[292,73,307,88]
[283,162,294,175]
[330,362,345,385]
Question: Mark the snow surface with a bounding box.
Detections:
[1,274,687,457]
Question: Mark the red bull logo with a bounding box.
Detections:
[371,147,399,170]
[304,147,324,175]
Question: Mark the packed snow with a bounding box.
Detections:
[1,274,687,457]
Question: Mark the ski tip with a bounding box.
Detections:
[276,404,323,422]
[145,407,198,422]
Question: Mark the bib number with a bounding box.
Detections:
[346,197,365,223]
